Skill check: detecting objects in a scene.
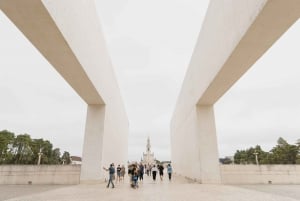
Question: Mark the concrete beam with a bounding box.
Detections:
[0,0,129,182]
[198,0,300,105]
[171,0,300,183]
[0,0,104,104]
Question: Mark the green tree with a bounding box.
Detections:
[296,139,300,164]
[234,138,300,165]
[0,130,15,164]
[234,145,270,164]
[31,139,61,164]
[252,145,270,165]
[30,138,54,164]
[0,130,72,165]
[51,148,61,164]
[12,134,33,164]
[61,151,71,164]
[269,137,298,164]
[277,137,288,146]
[40,140,53,164]
[234,150,246,164]
[296,139,300,147]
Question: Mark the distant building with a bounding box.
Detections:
[70,156,82,165]
[141,137,155,165]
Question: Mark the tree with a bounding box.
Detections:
[234,137,300,165]
[269,137,298,164]
[30,138,44,164]
[12,134,33,164]
[61,151,71,164]
[39,140,53,164]
[296,139,300,164]
[0,130,15,164]
[51,148,61,164]
[296,139,300,147]
[233,145,268,164]
[234,150,247,164]
[277,137,288,146]
[0,130,71,165]
[30,138,54,164]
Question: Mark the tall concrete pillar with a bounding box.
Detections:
[170,105,220,183]
[171,0,300,184]
[197,105,221,183]
[80,105,106,183]
[0,1,129,183]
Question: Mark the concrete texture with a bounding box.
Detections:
[238,185,300,200]
[0,185,71,201]
[0,0,129,183]
[2,165,300,185]
[221,165,300,184]
[0,165,80,185]
[171,0,300,183]
[1,175,300,201]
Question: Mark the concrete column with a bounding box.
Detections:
[171,0,300,184]
[80,105,105,183]
[196,105,221,183]
[0,0,129,183]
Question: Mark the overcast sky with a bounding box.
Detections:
[1,1,299,161]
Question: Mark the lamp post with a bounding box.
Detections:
[37,148,43,165]
[253,152,259,165]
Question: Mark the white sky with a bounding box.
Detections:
[0,1,299,161]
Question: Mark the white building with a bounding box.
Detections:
[141,137,155,165]
[70,156,82,165]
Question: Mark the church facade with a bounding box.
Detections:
[141,137,156,165]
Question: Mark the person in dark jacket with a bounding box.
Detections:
[139,163,144,181]
[158,164,164,181]
[103,163,115,188]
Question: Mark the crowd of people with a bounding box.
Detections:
[103,164,126,188]
[103,163,173,189]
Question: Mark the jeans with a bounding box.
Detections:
[107,173,115,188]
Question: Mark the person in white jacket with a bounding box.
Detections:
[152,165,158,181]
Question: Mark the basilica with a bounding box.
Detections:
[141,137,156,165]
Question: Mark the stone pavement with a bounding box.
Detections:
[2,175,300,201]
[0,185,69,201]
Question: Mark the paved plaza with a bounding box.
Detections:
[1,175,300,201]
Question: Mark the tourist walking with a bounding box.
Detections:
[167,164,172,181]
[146,164,149,176]
[120,165,126,182]
[149,165,152,176]
[158,164,164,181]
[132,165,139,188]
[139,163,144,181]
[116,164,121,182]
[152,165,158,181]
[103,163,115,188]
